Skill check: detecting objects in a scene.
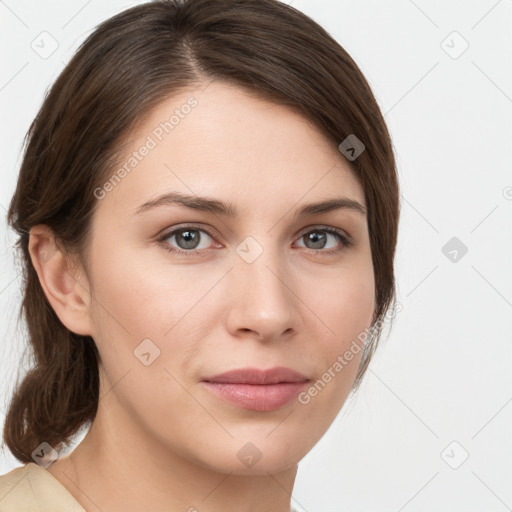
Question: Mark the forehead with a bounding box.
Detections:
[97,80,365,219]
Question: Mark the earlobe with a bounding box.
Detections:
[28,225,94,337]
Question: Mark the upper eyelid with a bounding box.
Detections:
[157,223,217,240]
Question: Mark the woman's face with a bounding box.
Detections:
[82,80,375,474]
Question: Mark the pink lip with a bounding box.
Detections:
[201,367,310,412]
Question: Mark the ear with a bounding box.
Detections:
[28,224,94,337]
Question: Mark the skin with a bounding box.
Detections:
[29,80,375,512]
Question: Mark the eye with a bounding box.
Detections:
[156,224,353,257]
[157,226,217,256]
[294,227,353,253]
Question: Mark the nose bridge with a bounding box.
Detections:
[227,235,297,338]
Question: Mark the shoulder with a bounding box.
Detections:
[0,462,85,511]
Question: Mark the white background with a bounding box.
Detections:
[1,1,511,511]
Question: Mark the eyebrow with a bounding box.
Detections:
[132,191,367,218]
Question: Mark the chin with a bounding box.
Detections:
[189,432,312,476]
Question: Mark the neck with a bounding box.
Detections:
[47,393,298,512]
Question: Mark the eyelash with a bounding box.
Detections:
[155,224,354,257]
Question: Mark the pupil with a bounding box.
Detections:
[306,232,326,249]
[177,230,199,249]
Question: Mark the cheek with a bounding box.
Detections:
[85,248,212,431]
[307,257,375,347]
[297,260,375,406]
[88,245,217,342]
[85,244,226,406]
[337,280,374,345]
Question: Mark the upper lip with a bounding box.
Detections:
[202,366,309,385]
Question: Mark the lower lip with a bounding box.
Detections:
[201,382,309,411]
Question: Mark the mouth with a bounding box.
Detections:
[201,367,310,412]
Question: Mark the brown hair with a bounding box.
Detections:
[4,0,400,464]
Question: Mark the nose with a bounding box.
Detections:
[224,245,299,342]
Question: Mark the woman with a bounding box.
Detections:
[0,0,399,510]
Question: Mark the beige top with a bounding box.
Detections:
[0,462,301,511]
[0,462,85,511]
